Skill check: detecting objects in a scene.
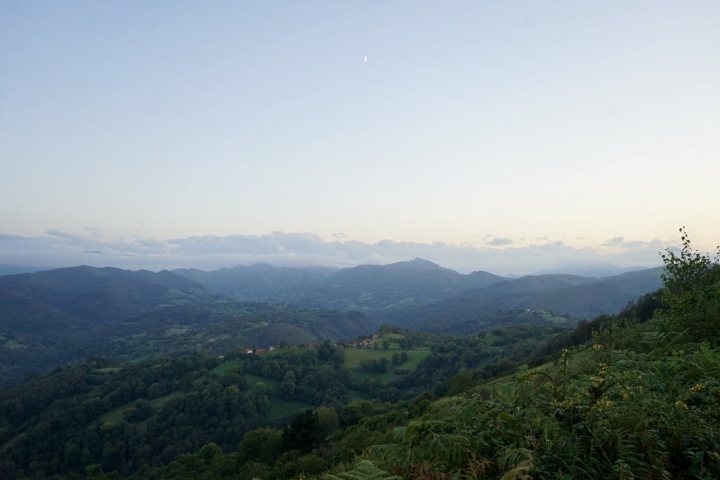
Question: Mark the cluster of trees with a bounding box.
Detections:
[359,357,389,373]
[240,340,351,409]
[0,354,274,478]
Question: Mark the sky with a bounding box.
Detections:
[1,1,719,274]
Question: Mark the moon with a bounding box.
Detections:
[364,55,368,62]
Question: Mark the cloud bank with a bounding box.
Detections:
[0,230,672,276]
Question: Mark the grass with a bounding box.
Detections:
[344,347,431,370]
[211,359,244,374]
[164,326,190,337]
[211,368,313,420]
[262,347,291,358]
[128,354,153,364]
[399,349,432,370]
[150,391,184,408]
[3,339,27,350]
[101,391,186,426]
[244,374,280,390]
[267,398,314,420]
[542,312,572,324]
[101,403,135,425]
[343,348,396,369]
[96,367,122,374]
[343,348,433,385]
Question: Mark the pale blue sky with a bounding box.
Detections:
[1,1,719,271]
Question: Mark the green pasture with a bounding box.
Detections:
[101,391,187,426]
[164,326,190,337]
[96,367,122,374]
[267,398,314,420]
[343,347,430,370]
[343,348,432,385]
[244,374,280,390]
[542,312,571,324]
[3,339,27,350]
[211,359,244,374]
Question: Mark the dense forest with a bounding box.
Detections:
[0,319,566,478]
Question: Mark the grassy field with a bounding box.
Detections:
[96,367,122,374]
[343,347,430,370]
[211,359,244,374]
[244,374,281,390]
[101,403,135,425]
[542,312,572,324]
[267,398,314,420]
[164,326,190,337]
[3,339,27,350]
[343,347,432,384]
[101,391,187,426]
[226,370,314,420]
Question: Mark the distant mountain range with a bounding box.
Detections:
[0,259,665,386]
[376,267,664,334]
[174,258,508,311]
[530,263,652,278]
[171,259,663,331]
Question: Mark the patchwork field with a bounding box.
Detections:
[343,346,431,370]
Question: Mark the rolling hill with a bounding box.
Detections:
[0,267,373,387]
[175,258,509,312]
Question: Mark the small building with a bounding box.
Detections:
[255,348,266,356]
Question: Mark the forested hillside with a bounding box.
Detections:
[174,260,663,334]
[174,258,510,311]
[13,229,709,479]
[0,322,567,478]
[0,267,374,387]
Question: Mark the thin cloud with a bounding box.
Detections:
[0,231,670,275]
[602,236,665,251]
[486,237,514,246]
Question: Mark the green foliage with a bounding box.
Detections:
[281,409,323,454]
[323,460,400,479]
[238,428,282,465]
[351,344,720,479]
[659,227,720,345]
